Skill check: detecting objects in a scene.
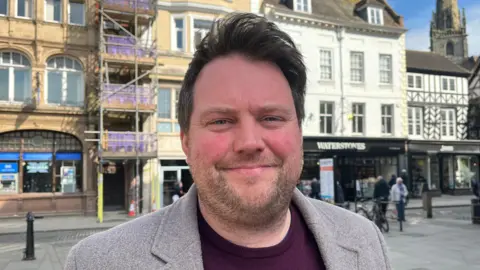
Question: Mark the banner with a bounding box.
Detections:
[319,158,335,203]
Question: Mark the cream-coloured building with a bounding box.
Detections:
[154,0,253,207]
[0,0,97,216]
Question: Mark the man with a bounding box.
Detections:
[310,178,320,199]
[373,176,390,216]
[64,13,391,270]
[391,177,408,222]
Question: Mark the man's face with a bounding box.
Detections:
[181,54,303,227]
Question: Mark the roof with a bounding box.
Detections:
[406,50,471,77]
[262,0,403,28]
[461,56,479,71]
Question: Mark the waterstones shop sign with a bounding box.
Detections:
[316,142,367,151]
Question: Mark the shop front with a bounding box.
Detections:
[302,137,407,201]
[0,130,88,216]
[158,159,192,208]
[407,140,480,196]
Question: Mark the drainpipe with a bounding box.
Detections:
[336,27,346,136]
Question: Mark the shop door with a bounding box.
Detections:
[160,166,189,207]
[103,163,125,211]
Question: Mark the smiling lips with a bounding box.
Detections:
[223,165,275,176]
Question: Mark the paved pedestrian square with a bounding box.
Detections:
[0,207,478,270]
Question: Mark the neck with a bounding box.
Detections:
[198,201,291,248]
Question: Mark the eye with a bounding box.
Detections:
[262,116,283,122]
[209,119,231,125]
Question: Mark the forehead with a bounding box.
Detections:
[192,54,293,110]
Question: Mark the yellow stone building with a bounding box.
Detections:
[0,0,258,217]
[0,0,98,216]
[154,0,255,208]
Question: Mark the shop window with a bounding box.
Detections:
[411,156,429,196]
[0,130,83,194]
[454,156,477,189]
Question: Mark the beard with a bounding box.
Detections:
[190,151,302,230]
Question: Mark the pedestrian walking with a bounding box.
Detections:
[391,177,408,223]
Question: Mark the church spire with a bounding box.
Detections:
[435,0,461,30]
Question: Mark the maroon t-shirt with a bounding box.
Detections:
[198,204,326,270]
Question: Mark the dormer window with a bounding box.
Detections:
[368,7,383,25]
[294,0,310,13]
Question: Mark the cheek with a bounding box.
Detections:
[266,127,302,158]
[192,133,231,163]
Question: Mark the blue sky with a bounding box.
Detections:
[388,0,480,55]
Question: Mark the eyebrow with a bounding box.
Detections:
[199,104,294,119]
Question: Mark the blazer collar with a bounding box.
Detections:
[151,185,359,270]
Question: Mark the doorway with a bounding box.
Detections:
[103,162,126,211]
[159,166,190,207]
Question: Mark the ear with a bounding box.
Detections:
[180,130,190,164]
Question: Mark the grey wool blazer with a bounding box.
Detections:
[64,185,392,270]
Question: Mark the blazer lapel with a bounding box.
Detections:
[150,185,204,270]
[150,185,360,270]
[293,189,360,270]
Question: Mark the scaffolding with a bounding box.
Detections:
[86,0,158,222]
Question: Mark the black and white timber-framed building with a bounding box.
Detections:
[406,50,479,196]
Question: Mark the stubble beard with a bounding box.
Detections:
[191,155,301,231]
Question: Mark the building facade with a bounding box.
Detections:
[262,0,407,200]
[154,0,253,208]
[468,60,480,139]
[0,0,97,216]
[406,50,478,196]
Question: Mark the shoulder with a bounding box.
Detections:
[304,198,388,251]
[65,206,173,269]
[307,198,374,232]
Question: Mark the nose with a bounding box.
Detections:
[232,118,265,154]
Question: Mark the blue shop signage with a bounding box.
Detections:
[0,163,19,173]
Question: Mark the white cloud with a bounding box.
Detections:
[405,2,480,56]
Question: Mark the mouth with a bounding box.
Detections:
[222,165,276,176]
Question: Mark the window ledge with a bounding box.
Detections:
[318,79,335,84]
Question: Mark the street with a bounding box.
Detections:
[0,207,477,270]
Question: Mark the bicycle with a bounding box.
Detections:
[355,198,389,233]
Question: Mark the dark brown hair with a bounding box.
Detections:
[177,12,306,132]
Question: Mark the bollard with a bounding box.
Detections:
[472,198,480,225]
[23,212,36,261]
[422,191,433,219]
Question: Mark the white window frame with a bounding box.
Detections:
[190,15,214,54]
[367,7,383,25]
[319,49,333,81]
[350,51,364,83]
[15,0,33,18]
[0,0,7,16]
[294,0,311,13]
[44,0,62,23]
[171,15,186,52]
[68,0,85,26]
[379,54,392,84]
[441,76,456,91]
[157,86,180,134]
[381,104,394,135]
[45,56,84,107]
[0,51,32,103]
[352,103,365,135]
[408,107,423,138]
[319,101,334,135]
[407,74,423,90]
[440,108,456,140]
